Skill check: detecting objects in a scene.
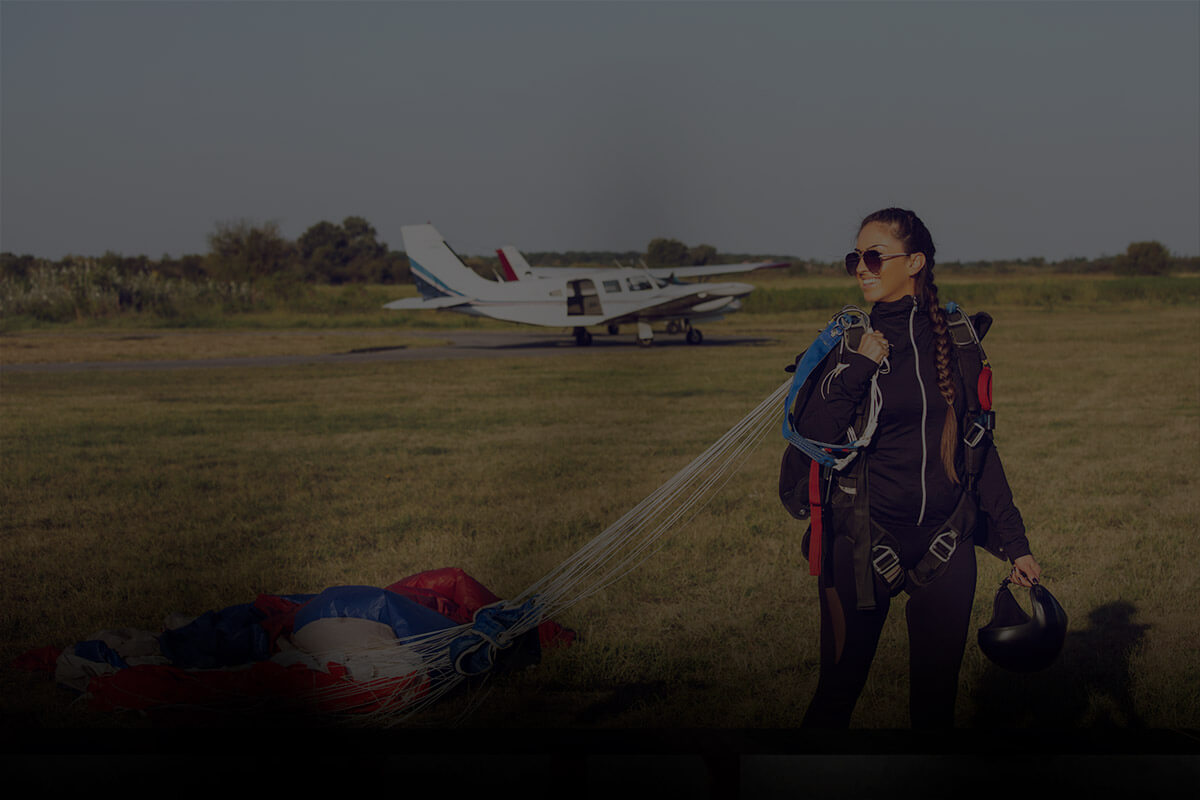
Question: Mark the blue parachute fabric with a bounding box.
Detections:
[449,598,542,677]
[292,585,458,640]
[158,601,273,669]
[73,639,130,670]
[781,314,847,466]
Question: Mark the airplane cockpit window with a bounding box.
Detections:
[627,276,653,291]
[603,280,622,293]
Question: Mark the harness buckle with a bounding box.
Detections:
[928,529,959,564]
[963,411,996,448]
[872,544,903,583]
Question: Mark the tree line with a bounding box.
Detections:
[2,217,1194,289]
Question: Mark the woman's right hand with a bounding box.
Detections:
[857,331,890,364]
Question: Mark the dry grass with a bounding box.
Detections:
[1,303,1197,734]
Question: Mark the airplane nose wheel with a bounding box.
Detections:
[686,327,704,345]
[574,327,593,346]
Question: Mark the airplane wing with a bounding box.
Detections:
[600,288,748,325]
[644,260,791,281]
[383,296,471,310]
[514,260,789,282]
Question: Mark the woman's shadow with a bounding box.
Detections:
[969,599,1150,727]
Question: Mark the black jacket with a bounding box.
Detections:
[793,296,1031,562]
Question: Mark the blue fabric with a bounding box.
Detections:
[782,314,846,465]
[158,601,271,669]
[73,587,459,674]
[292,585,457,639]
[74,639,130,670]
[449,599,541,677]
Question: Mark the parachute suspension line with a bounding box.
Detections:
[345,378,792,726]
[514,378,791,621]
[338,307,882,724]
[781,305,883,471]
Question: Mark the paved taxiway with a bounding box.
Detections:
[1,330,778,373]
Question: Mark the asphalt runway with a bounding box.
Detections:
[0,329,779,373]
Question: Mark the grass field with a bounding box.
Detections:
[1,278,1198,733]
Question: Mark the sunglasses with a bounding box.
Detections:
[844,250,912,276]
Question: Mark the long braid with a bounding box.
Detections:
[918,267,959,484]
[860,207,959,483]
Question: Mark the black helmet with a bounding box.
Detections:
[977,579,1067,672]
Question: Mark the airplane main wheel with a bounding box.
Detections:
[686,328,704,345]
[574,328,593,346]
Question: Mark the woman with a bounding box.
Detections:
[793,207,1042,728]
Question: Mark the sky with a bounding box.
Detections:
[2,0,1198,264]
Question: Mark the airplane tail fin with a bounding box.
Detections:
[496,250,519,281]
[401,224,497,300]
[497,245,534,281]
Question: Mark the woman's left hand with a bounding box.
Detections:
[1010,554,1042,588]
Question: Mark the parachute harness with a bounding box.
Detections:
[781,306,884,471]
[946,301,995,450]
[778,306,886,578]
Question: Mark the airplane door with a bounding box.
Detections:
[567,279,602,316]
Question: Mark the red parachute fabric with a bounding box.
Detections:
[11,645,60,675]
[388,567,577,648]
[85,660,430,715]
[14,567,575,715]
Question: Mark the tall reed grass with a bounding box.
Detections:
[0,258,264,324]
[742,275,1200,313]
[5,266,1197,331]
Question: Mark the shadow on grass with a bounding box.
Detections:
[970,600,1149,727]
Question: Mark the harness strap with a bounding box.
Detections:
[865,303,991,597]
[782,306,877,469]
[946,303,996,456]
[807,460,824,576]
[785,302,998,603]
[871,490,978,596]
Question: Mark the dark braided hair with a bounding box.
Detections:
[859,208,959,483]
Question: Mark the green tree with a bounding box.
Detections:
[646,237,690,267]
[206,219,296,283]
[1116,241,1171,276]
[297,216,399,283]
[687,244,718,266]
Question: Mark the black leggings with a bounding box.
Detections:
[801,526,977,728]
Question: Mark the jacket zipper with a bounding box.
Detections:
[909,298,928,525]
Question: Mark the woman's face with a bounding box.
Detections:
[852,221,924,304]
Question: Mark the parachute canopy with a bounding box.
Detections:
[16,567,575,717]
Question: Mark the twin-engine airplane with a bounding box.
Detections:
[384,224,789,346]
